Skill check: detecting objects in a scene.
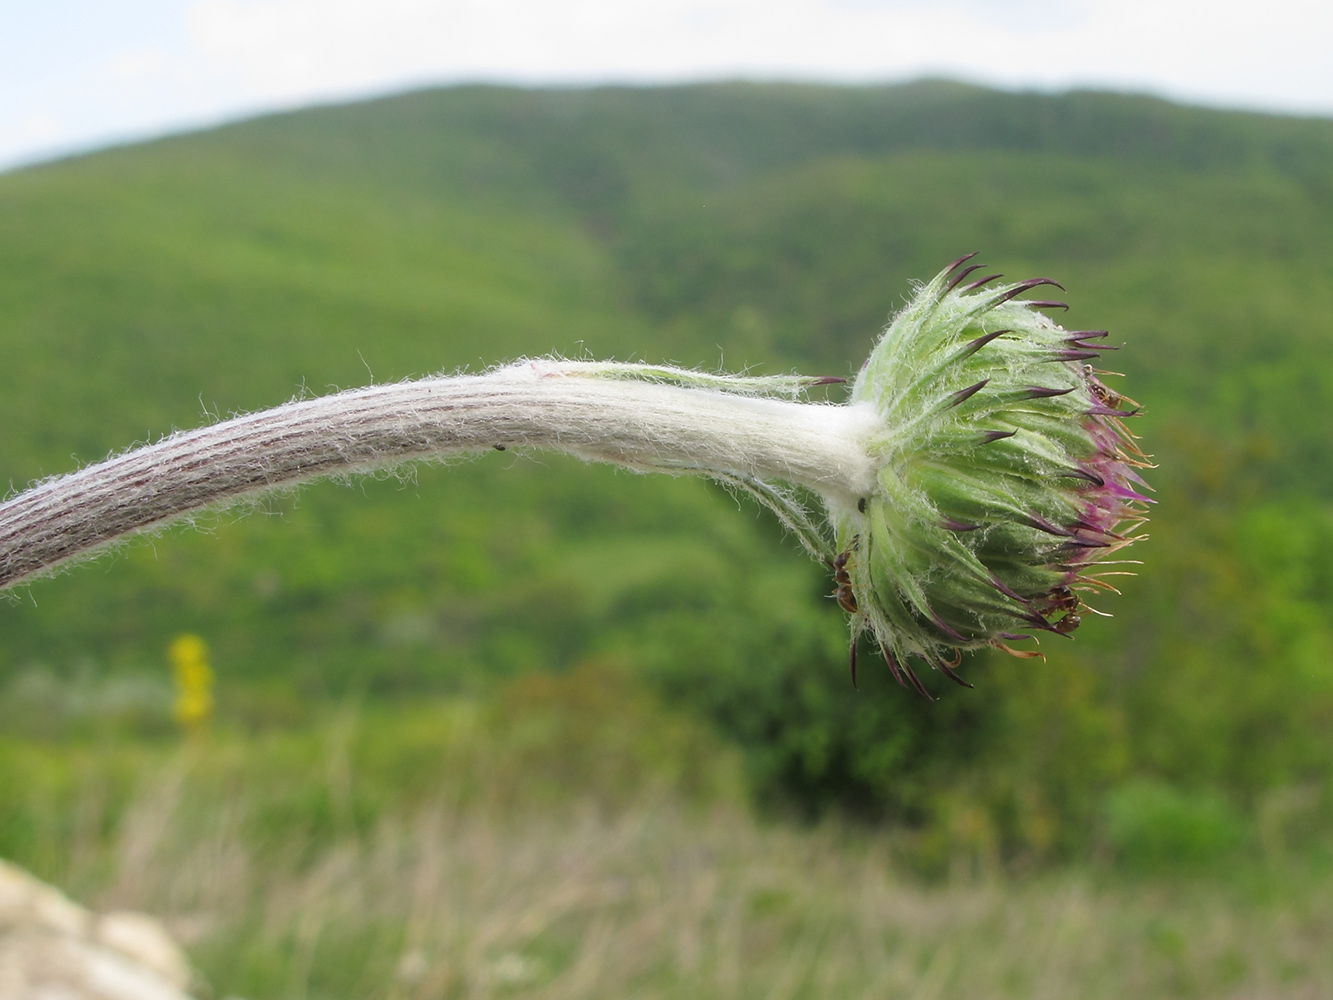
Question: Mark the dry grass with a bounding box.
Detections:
[79,761,1333,1000]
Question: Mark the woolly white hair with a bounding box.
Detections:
[0,359,882,592]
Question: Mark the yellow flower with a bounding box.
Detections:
[168,633,214,731]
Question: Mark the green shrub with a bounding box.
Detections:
[1104,780,1246,871]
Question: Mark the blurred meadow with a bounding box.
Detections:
[3,81,1333,997]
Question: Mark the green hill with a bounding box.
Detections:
[3,81,1333,851]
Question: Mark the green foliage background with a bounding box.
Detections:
[3,80,1333,867]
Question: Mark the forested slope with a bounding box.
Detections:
[3,81,1333,856]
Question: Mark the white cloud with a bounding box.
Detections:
[0,113,67,153]
[180,0,1333,110]
[1,0,1330,172]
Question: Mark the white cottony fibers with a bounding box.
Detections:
[0,360,882,592]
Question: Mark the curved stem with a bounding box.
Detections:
[0,360,882,592]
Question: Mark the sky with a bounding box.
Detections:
[3,0,1332,172]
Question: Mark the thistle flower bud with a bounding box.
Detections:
[830,254,1150,697]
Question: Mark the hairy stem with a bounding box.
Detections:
[0,360,882,592]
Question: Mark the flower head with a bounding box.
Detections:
[831,254,1150,697]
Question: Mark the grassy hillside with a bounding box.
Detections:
[3,81,1333,861]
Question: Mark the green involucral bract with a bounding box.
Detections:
[831,255,1150,698]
